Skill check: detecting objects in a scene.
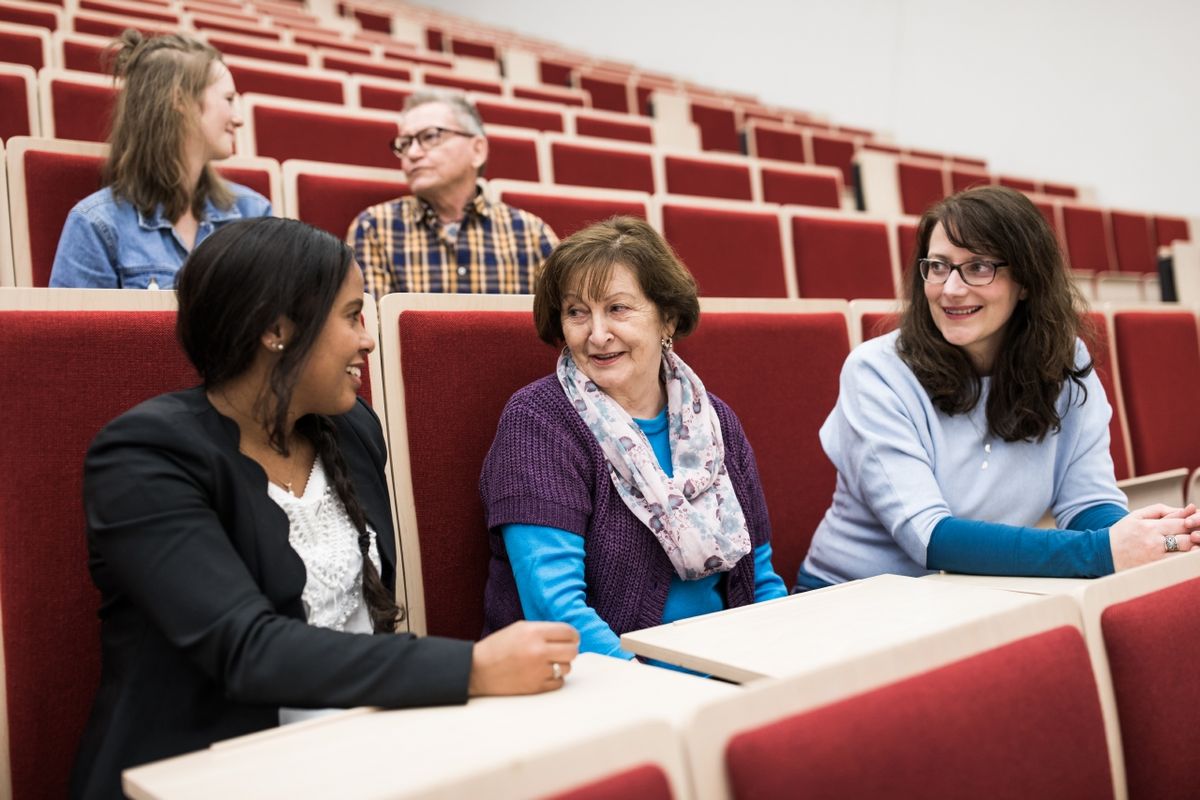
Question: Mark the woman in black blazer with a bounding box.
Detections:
[71,218,579,799]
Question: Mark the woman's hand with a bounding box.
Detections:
[1110,503,1200,571]
[468,621,580,696]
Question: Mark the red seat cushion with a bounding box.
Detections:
[226,62,344,104]
[550,142,655,193]
[1101,576,1200,800]
[898,160,946,216]
[474,100,564,133]
[496,190,647,240]
[50,77,117,142]
[677,313,848,588]
[573,113,652,144]
[294,172,407,239]
[690,103,740,153]
[724,626,1112,800]
[1114,311,1200,474]
[750,125,806,163]
[0,310,197,800]
[0,3,57,30]
[1109,211,1156,275]
[62,37,108,72]
[791,215,894,299]
[250,105,397,168]
[663,156,753,202]
[660,204,787,298]
[759,166,840,209]
[1061,206,1115,272]
[20,148,106,287]
[546,764,674,800]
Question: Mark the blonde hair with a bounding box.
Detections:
[103,29,234,221]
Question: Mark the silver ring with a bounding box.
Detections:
[551,662,562,681]
[1165,535,1180,553]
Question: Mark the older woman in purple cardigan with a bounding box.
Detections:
[480,217,787,662]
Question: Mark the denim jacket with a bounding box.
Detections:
[49,183,272,289]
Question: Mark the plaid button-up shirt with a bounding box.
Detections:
[348,185,558,298]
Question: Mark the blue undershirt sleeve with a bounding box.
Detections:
[501,523,634,660]
[1065,502,1128,532]
[927,511,1116,578]
[752,542,788,601]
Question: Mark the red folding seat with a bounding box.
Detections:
[1154,215,1191,250]
[511,83,589,107]
[998,175,1039,192]
[318,51,412,82]
[350,74,413,112]
[547,764,673,800]
[571,110,653,144]
[40,68,117,142]
[351,6,389,33]
[0,20,50,69]
[895,217,920,268]
[293,34,370,55]
[577,69,631,114]
[538,57,575,86]
[200,31,311,66]
[1085,311,1132,480]
[189,12,278,39]
[548,136,656,194]
[57,30,111,73]
[745,120,806,164]
[224,56,345,104]
[475,98,565,133]
[1061,203,1116,272]
[758,162,842,209]
[71,8,175,37]
[283,159,407,240]
[0,0,60,31]
[897,159,947,216]
[789,211,896,299]
[689,100,740,153]
[483,127,542,182]
[810,130,858,190]
[489,180,649,240]
[379,47,453,70]
[1108,210,1156,274]
[949,166,991,193]
[78,0,177,22]
[420,68,502,96]
[659,199,788,298]
[448,36,495,61]
[0,63,37,140]
[951,155,988,169]
[241,96,398,168]
[1042,182,1078,198]
[662,153,753,202]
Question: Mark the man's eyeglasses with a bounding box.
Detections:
[390,126,475,158]
[918,258,1009,286]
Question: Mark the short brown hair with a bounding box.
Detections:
[533,216,700,345]
[104,30,233,221]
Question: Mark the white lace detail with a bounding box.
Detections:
[267,458,381,633]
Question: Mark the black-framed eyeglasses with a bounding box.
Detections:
[390,126,475,158]
[918,257,1010,286]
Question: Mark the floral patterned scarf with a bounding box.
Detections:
[556,347,751,580]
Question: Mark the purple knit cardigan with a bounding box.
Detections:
[479,374,772,637]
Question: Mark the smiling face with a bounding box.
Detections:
[924,221,1026,374]
[561,262,675,418]
[397,101,486,201]
[290,265,375,417]
[195,61,241,162]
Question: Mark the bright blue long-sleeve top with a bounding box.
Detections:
[502,407,788,658]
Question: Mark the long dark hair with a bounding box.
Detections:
[175,217,400,633]
[897,186,1092,442]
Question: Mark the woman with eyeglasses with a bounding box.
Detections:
[797,186,1200,589]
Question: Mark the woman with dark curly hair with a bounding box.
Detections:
[798,186,1200,589]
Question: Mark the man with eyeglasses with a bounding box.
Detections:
[348,90,558,297]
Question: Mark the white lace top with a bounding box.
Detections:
[268,457,382,724]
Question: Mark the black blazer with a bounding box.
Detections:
[71,388,473,800]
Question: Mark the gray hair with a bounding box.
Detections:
[401,90,486,137]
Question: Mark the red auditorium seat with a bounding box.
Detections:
[291,33,370,56]
[894,216,920,268]
[897,158,948,216]
[282,159,407,239]
[745,120,807,164]
[1108,210,1156,274]
[789,211,896,299]
[224,56,346,105]
[200,31,311,66]
[240,95,399,169]
[720,626,1112,799]
[0,0,60,32]
[546,764,674,800]
[351,6,389,34]
[71,9,177,37]
[659,199,789,298]
[538,56,575,86]
[349,74,414,112]
[758,161,842,209]
[1060,202,1116,272]
[39,68,117,142]
[1153,215,1191,250]
[662,153,754,202]
[849,298,901,344]
[949,165,991,193]
[189,12,279,40]
[0,63,37,140]
[56,30,111,73]
[689,100,741,153]
[1084,311,1132,481]
[0,20,50,69]
[511,83,589,107]
[809,130,859,189]
[79,0,178,23]
[448,35,496,61]
[998,175,1039,193]
[318,51,413,82]
[475,97,565,133]
[421,67,503,96]
[482,126,542,182]
[489,180,650,240]
[379,46,454,70]
[1113,309,1200,476]
[576,69,631,114]
[570,109,653,144]
[547,136,656,194]
[1041,182,1078,199]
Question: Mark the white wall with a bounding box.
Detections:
[412,0,1200,217]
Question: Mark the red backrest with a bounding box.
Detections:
[810,132,857,189]
[0,1,57,30]
[1042,182,1078,198]
[549,140,655,193]
[998,175,1038,192]
[1113,311,1200,475]
[190,15,278,39]
[448,37,495,61]
[790,214,895,299]
[293,171,407,239]
[949,167,990,193]
[676,312,848,588]
[396,310,558,639]
[495,188,647,240]
[512,85,586,107]
[78,0,175,21]
[759,166,840,209]
[860,311,899,342]
[0,24,45,69]
[48,75,117,142]
[539,58,574,86]
[897,160,946,216]
[573,112,653,144]
[1084,312,1131,481]
[1154,215,1191,249]
[578,73,629,113]
[659,203,787,298]
[486,132,541,182]
[749,125,806,163]
[249,103,397,168]
[474,99,564,133]
[61,35,107,72]
[324,55,411,82]
[422,71,502,96]
[0,310,198,800]
[356,81,411,112]
[213,163,272,201]
[0,70,33,138]
[351,6,388,32]
[1101,576,1200,800]
[546,764,674,800]
[896,219,919,268]
[689,103,740,153]
[1109,211,1156,275]
[226,61,344,104]
[206,33,309,65]
[662,155,753,202]
[18,147,105,286]
[724,626,1112,799]
[1061,204,1115,271]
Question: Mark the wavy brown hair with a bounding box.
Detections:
[103,29,234,221]
[897,186,1093,442]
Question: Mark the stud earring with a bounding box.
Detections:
[660,335,673,351]
[275,343,285,352]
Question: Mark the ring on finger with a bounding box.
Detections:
[551,662,562,681]
[1165,535,1180,553]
